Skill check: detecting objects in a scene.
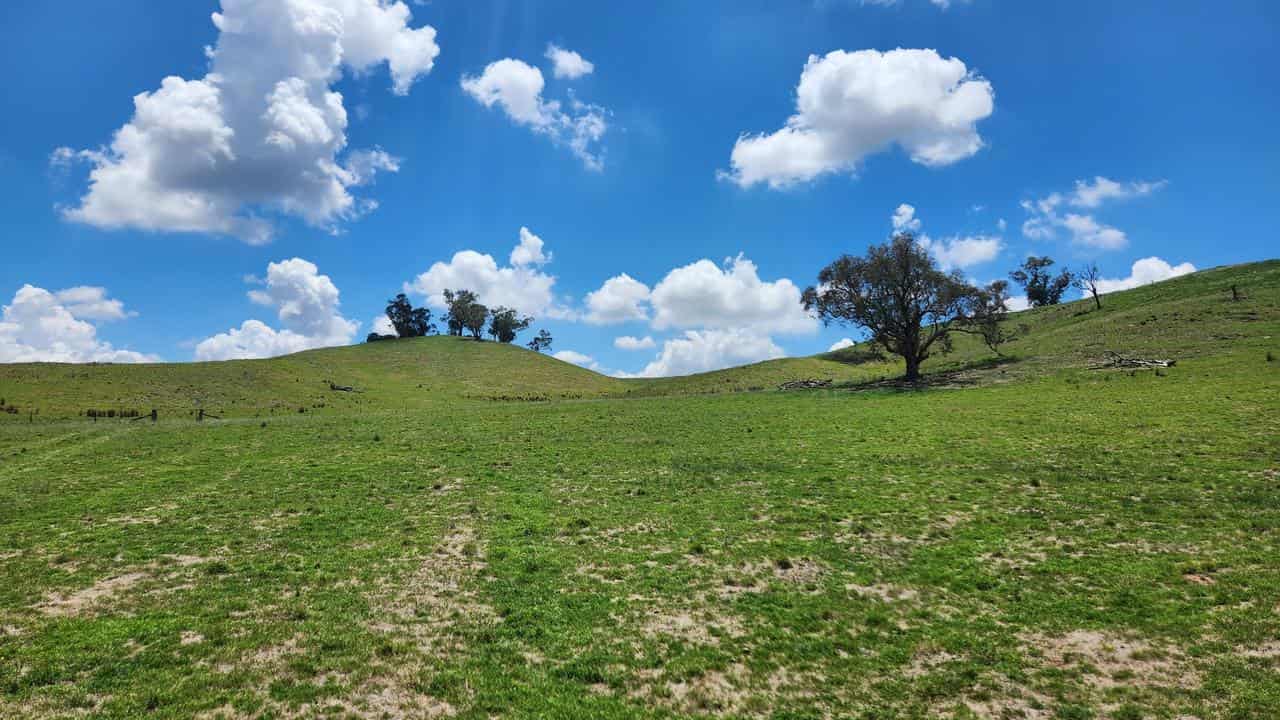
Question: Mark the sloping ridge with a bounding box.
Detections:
[0,261,1276,417]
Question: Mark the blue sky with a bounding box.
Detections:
[1,0,1277,375]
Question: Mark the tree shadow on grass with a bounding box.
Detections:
[834,355,1023,393]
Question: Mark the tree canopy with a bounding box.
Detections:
[487,307,533,343]
[442,289,481,337]
[802,233,1007,380]
[527,329,553,353]
[383,294,436,339]
[1010,256,1073,307]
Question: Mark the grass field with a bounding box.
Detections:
[1,261,1278,719]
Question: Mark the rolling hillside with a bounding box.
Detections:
[1,260,1276,417]
[0,260,1277,719]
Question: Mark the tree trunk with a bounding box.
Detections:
[1091,290,1101,310]
[903,354,921,381]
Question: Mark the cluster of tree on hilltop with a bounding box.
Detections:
[367,291,552,352]
[368,235,1114,381]
[804,233,1110,381]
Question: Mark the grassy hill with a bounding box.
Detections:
[2,261,1276,418]
[0,261,1278,719]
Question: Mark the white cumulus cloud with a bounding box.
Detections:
[461,57,607,170]
[722,48,994,189]
[614,335,656,351]
[649,255,815,334]
[510,226,551,267]
[920,234,1003,270]
[1005,294,1031,312]
[195,258,358,360]
[545,44,594,79]
[584,273,651,325]
[1,285,156,363]
[52,286,134,321]
[407,228,572,318]
[892,204,922,233]
[889,204,1003,270]
[828,338,856,352]
[54,0,438,244]
[370,314,395,336]
[633,329,785,378]
[1094,257,1195,295]
[552,349,608,373]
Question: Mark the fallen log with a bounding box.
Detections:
[1090,351,1176,369]
[778,378,833,391]
[328,382,358,392]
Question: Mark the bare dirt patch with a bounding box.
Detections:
[326,521,494,718]
[845,582,918,603]
[1238,641,1280,660]
[372,522,496,655]
[36,571,149,617]
[33,554,212,618]
[942,680,1054,720]
[641,608,745,647]
[302,683,455,719]
[771,558,825,585]
[714,558,827,598]
[1024,629,1200,691]
[627,662,826,718]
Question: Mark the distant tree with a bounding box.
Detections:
[1010,256,1073,307]
[958,280,1015,355]
[442,289,480,337]
[1074,262,1103,310]
[454,299,488,339]
[802,233,1002,381]
[365,332,397,343]
[526,329,553,353]
[487,307,533,343]
[384,293,436,338]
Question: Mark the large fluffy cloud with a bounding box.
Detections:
[0,285,156,363]
[584,274,651,325]
[722,49,994,189]
[1021,176,1166,250]
[195,258,358,360]
[49,286,134,321]
[54,0,439,244]
[407,228,572,318]
[510,226,551,267]
[649,255,815,334]
[920,234,1002,270]
[1094,257,1195,295]
[632,329,785,378]
[461,57,607,170]
[580,254,814,377]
